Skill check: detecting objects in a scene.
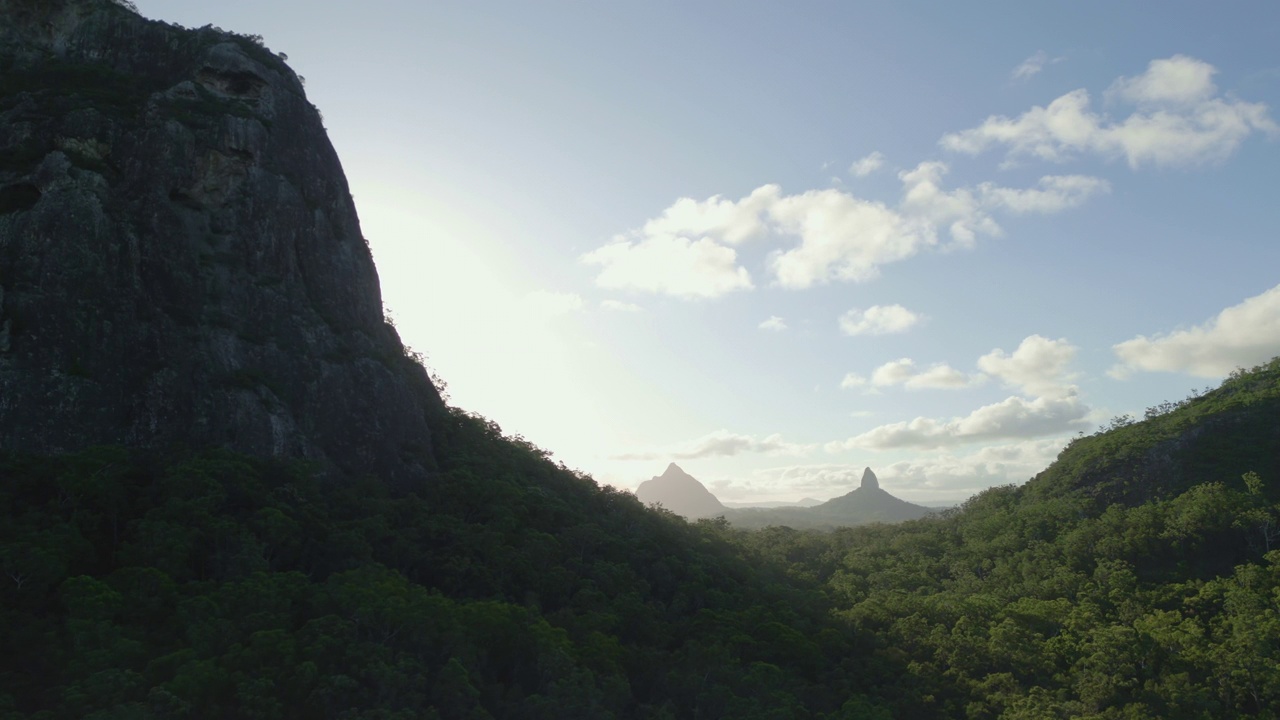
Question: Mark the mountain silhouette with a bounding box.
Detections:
[635,462,727,519]
[724,467,932,529]
[808,467,932,522]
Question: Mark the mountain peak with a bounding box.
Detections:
[861,467,879,490]
[637,463,725,519]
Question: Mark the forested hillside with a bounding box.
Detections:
[729,357,1280,718]
[3,360,1279,718]
[0,409,885,719]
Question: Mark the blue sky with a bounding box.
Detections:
[136,1,1280,502]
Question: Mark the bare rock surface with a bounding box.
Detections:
[0,0,444,485]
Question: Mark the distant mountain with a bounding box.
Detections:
[725,468,932,530]
[810,467,933,521]
[635,463,728,519]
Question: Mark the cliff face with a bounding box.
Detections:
[0,0,444,484]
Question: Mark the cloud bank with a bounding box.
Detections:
[829,393,1087,451]
[1111,283,1280,377]
[831,335,1087,450]
[612,429,814,461]
[585,166,1107,296]
[942,55,1277,168]
[842,358,982,391]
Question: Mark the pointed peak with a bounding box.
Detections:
[658,462,694,480]
[860,467,879,490]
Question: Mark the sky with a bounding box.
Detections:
[135,0,1280,503]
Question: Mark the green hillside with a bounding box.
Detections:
[0,410,881,719]
[1028,362,1280,510]
[3,360,1279,718]
[734,357,1280,718]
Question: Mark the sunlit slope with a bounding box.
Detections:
[1023,358,1280,509]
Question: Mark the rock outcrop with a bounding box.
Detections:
[0,0,444,485]
[724,467,931,529]
[635,463,727,519]
[810,468,930,524]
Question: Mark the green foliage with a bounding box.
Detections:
[2,359,1278,717]
[0,421,871,718]
[1035,356,1280,509]
[732,359,1280,718]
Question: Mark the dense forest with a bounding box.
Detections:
[3,358,1279,718]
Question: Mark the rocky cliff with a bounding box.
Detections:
[0,0,444,485]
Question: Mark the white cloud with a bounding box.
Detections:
[867,358,984,390]
[839,304,922,336]
[589,164,1106,295]
[879,438,1069,496]
[942,55,1278,168]
[829,334,1087,450]
[768,164,1102,286]
[766,188,934,287]
[600,299,642,312]
[1106,55,1216,106]
[759,315,788,331]
[898,162,1001,246]
[580,234,753,299]
[829,392,1089,451]
[850,151,885,177]
[612,429,815,461]
[1012,51,1054,81]
[840,373,867,390]
[1110,283,1280,377]
[978,335,1079,397]
[980,175,1110,214]
[640,185,777,246]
